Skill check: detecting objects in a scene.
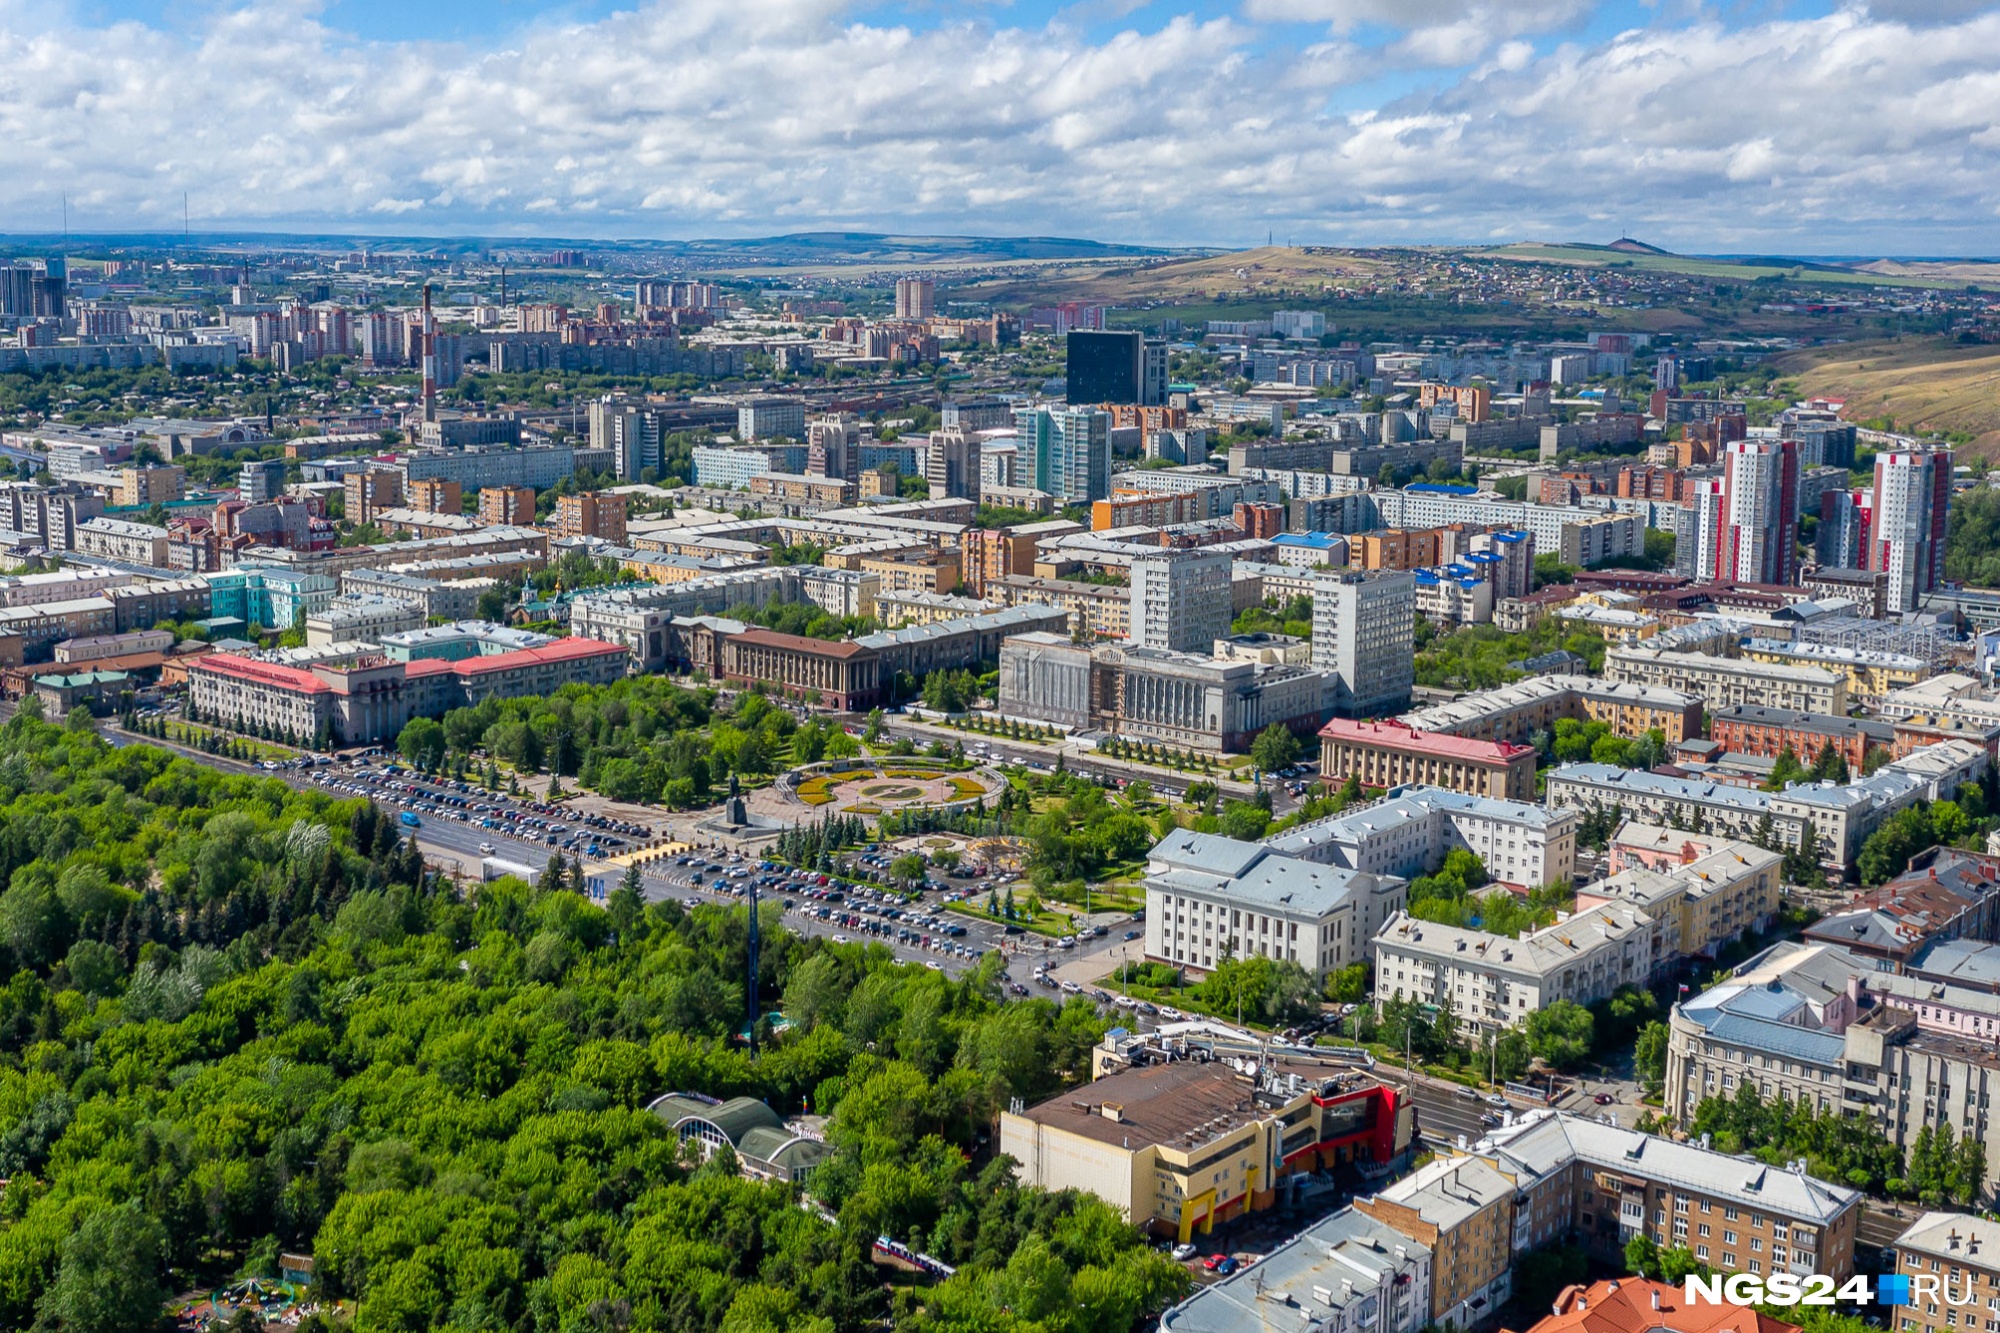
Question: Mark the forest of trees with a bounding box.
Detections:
[0,706,1190,1332]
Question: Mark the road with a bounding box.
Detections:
[870,715,1314,817]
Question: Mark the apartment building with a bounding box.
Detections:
[407,477,462,515]
[1372,903,1655,1039]
[1709,705,1896,771]
[553,491,628,542]
[1404,675,1703,747]
[988,574,1130,638]
[1158,1206,1432,1333]
[1741,639,1928,706]
[1266,787,1578,891]
[1892,1214,2000,1333]
[343,467,404,523]
[1666,939,2000,1201]
[747,472,854,507]
[1143,830,1408,976]
[1465,1112,1860,1281]
[1002,1038,1412,1241]
[303,594,426,648]
[1801,850,2000,970]
[74,517,169,567]
[1573,839,1783,971]
[1353,1156,1517,1329]
[1320,719,1537,802]
[479,486,537,526]
[1605,647,1847,715]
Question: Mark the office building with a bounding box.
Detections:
[1319,719,1537,801]
[1403,675,1703,748]
[1267,786,1577,891]
[1143,830,1408,976]
[1312,569,1416,719]
[1870,449,1952,614]
[893,277,935,319]
[1067,329,1145,405]
[1002,1037,1412,1242]
[237,458,288,504]
[1130,549,1233,653]
[736,396,807,441]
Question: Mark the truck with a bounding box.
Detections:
[399,811,421,828]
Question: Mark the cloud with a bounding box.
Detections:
[0,1,1997,251]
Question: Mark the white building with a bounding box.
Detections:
[737,396,806,442]
[1870,449,1951,613]
[1271,310,1327,340]
[304,594,427,648]
[1143,830,1408,976]
[74,516,169,567]
[1312,568,1415,718]
[1372,902,1655,1039]
[1130,549,1234,654]
[1267,787,1578,891]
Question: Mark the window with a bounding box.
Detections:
[1724,1231,1738,1245]
[1725,1207,1739,1221]
[1699,1225,1712,1238]
[1724,1254,1737,1267]
[1698,1246,1711,1260]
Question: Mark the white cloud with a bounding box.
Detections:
[0,1,1996,251]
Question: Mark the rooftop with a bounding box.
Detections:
[1520,1277,1800,1333]
[1158,1206,1428,1333]
[1318,717,1534,763]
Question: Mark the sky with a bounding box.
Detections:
[3,0,1998,254]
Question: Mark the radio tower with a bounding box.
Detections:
[420,282,438,425]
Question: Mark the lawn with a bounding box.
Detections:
[947,899,1071,938]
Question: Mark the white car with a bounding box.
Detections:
[479,842,495,854]
[1172,1244,1198,1262]
[832,934,849,944]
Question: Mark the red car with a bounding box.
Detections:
[1202,1254,1228,1271]
[1594,1094,1615,1105]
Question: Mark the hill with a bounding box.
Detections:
[954,244,1390,307]
[1767,337,2000,455]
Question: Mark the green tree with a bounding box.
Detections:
[37,1202,168,1333]
[1250,724,1302,774]
[1523,1000,1594,1069]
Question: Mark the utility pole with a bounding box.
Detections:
[746,877,761,1054]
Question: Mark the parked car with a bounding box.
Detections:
[1172,1244,1198,1261]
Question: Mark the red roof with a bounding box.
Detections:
[453,636,627,677]
[1317,716,1532,763]
[189,653,331,694]
[1512,1279,1798,1333]
[729,627,872,659]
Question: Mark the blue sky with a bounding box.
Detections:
[8,0,1999,252]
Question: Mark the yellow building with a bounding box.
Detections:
[1740,640,1927,706]
[1001,1048,1411,1242]
[859,549,961,595]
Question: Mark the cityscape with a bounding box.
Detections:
[6,3,2000,1333]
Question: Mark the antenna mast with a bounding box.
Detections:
[420,282,438,425]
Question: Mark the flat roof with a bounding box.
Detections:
[1318,717,1533,763]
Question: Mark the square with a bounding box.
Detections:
[1878,1275,1910,1306]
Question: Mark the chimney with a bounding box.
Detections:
[1652,1291,1661,1311]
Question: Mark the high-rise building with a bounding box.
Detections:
[806,413,862,481]
[635,280,718,313]
[1014,404,1111,506]
[894,277,935,320]
[737,396,806,442]
[479,486,537,527]
[554,492,627,543]
[588,399,664,481]
[1868,449,1952,613]
[925,426,979,503]
[409,478,462,515]
[1142,339,1168,407]
[1312,569,1416,718]
[1129,549,1233,653]
[1654,354,1679,394]
[1067,330,1152,406]
[1816,488,1868,569]
[1693,438,1799,586]
[237,458,288,505]
[343,468,404,524]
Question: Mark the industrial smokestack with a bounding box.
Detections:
[421,281,437,426]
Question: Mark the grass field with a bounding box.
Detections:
[1481,242,1979,290]
[958,245,1391,307]
[1767,337,2000,453]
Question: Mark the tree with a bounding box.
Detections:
[1634,1021,1669,1096]
[1250,724,1302,774]
[1523,1000,1594,1069]
[890,853,928,887]
[397,716,448,771]
[37,1202,168,1333]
